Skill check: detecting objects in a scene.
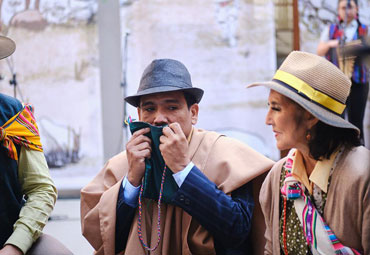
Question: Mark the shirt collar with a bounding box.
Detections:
[344,19,357,29]
[187,127,194,143]
[291,151,311,193]
[291,149,339,194]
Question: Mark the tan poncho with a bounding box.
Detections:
[81,128,274,255]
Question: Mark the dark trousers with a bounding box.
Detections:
[346,80,369,144]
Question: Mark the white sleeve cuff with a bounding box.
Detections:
[320,26,330,42]
[172,162,194,188]
[122,176,141,206]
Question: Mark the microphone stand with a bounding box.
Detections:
[6,56,23,101]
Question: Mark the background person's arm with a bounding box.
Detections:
[317,25,339,56]
[317,39,339,56]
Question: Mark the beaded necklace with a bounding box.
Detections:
[137,165,167,252]
[282,196,289,255]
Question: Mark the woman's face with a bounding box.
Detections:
[338,0,358,23]
[265,90,315,151]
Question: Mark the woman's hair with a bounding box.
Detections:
[338,0,358,7]
[338,0,359,23]
[289,97,361,160]
[308,121,361,160]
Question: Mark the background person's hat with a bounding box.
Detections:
[125,59,204,107]
[0,36,16,59]
[247,51,359,134]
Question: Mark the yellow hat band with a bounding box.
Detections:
[273,70,346,115]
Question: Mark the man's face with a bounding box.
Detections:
[138,91,199,138]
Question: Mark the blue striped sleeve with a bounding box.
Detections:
[171,165,254,248]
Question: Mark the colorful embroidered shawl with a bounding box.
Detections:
[280,149,361,255]
[0,104,43,161]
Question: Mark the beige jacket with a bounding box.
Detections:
[81,128,274,255]
[260,146,370,255]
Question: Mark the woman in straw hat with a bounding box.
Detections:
[248,51,369,255]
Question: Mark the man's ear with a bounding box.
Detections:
[190,104,199,125]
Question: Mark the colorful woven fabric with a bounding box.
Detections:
[0,104,43,161]
[324,225,361,255]
[326,19,368,84]
[279,165,311,255]
[281,149,361,255]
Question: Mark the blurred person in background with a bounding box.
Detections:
[0,35,72,255]
[248,51,369,254]
[81,59,274,255]
[317,0,368,145]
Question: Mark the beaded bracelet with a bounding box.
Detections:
[137,165,167,251]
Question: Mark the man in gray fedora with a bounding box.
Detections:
[81,59,274,255]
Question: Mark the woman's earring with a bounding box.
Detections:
[306,130,312,141]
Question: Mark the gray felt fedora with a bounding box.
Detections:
[125,59,204,107]
[0,36,16,60]
[247,51,359,134]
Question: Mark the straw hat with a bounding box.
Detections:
[0,36,16,60]
[125,59,204,107]
[247,51,359,134]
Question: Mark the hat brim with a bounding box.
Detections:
[0,36,16,60]
[125,86,204,107]
[247,81,360,134]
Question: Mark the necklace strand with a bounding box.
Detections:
[137,165,167,252]
[283,196,289,255]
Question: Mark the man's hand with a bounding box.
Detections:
[159,123,190,173]
[126,127,152,187]
[0,245,23,255]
